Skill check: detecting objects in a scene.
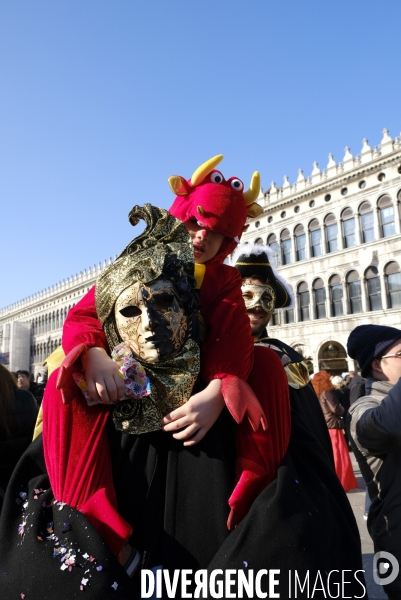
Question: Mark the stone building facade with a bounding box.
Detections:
[239,128,401,374]
[1,128,401,378]
[0,260,113,379]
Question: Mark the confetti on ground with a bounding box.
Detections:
[243,560,248,567]
[111,582,118,590]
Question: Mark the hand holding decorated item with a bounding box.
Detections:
[72,343,149,406]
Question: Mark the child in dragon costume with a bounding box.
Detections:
[42,155,291,571]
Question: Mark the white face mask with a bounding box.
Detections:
[114,279,189,363]
[241,281,276,313]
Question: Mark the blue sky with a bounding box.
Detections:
[1,0,400,307]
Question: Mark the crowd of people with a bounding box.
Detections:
[0,155,399,599]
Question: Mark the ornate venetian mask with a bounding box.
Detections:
[241,280,276,314]
[114,278,189,363]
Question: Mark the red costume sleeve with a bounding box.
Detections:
[42,370,132,555]
[62,287,109,355]
[199,264,254,382]
[227,346,291,529]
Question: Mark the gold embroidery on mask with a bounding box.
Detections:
[162,307,188,350]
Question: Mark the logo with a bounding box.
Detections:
[373,551,400,586]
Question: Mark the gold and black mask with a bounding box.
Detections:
[95,204,201,435]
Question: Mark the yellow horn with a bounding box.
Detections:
[191,154,224,186]
[247,202,263,218]
[197,205,205,216]
[243,172,261,206]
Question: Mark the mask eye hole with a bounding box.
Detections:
[119,306,141,318]
[210,171,224,184]
[153,292,175,311]
[230,178,244,191]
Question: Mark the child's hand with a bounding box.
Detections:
[160,379,225,446]
[85,347,126,404]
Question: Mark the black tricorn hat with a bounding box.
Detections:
[232,244,293,309]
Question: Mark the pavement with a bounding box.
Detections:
[347,452,387,600]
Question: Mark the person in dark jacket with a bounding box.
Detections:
[16,369,45,405]
[347,324,401,600]
[0,365,38,509]
[347,370,366,405]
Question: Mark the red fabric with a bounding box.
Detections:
[42,370,132,555]
[62,287,109,355]
[221,377,266,432]
[227,347,291,529]
[169,171,249,239]
[328,429,358,492]
[199,262,254,382]
[56,343,88,404]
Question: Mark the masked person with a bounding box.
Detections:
[233,244,334,460]
[0,164,293,597]
[213,244,367,598]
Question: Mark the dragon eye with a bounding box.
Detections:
[230,178,244,191]
[210,171,224,184]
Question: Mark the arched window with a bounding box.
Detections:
[267,234,280,267]
[309,219,322,257]
[341,208,356,248]
[281,229,292,265]
[365,266,382,311]
[378,195,396,237]
[313,278,326,319]
[283,285,294,323]
[385,262,401,308]
[298,282,310,321]
[294,225,306,261]
[324,214,338,253]
[329,275,343,316]
[360,201,375,243]
[254,237,263,245]
[347,271,362,314]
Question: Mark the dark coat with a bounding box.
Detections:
[348,377,401,593]
[255,333,334,463]
[0,388,38,493]
[348,375,366,405]
[318,389,345,429]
